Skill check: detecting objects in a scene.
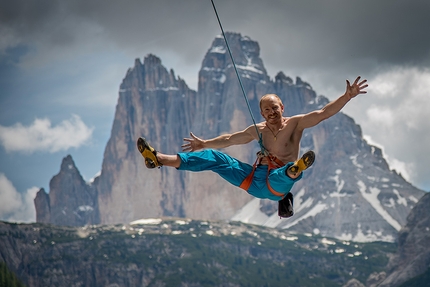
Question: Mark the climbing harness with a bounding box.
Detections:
[210,0,267,155]
[239,152,286,198]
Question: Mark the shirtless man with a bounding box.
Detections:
[137,76,368,202]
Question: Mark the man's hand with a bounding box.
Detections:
[182,132,205,152]
[345,76,368,99]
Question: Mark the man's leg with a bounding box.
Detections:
[137,137,181,168]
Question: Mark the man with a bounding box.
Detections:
[137,76,368,208]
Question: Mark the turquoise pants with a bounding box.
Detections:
[177,149,302,201]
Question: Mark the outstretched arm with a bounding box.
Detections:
[182,126,257,152]
[296,76,368,130]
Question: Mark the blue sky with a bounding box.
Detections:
[1,0,429,222]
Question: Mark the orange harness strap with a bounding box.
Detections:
[239,154,286,198]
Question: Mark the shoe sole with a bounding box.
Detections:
[289,150,315,174]
[301,150,315,169]
[137,137,159,168]
[137,137,150,153]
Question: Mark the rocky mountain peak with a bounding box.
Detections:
[34,187,50,223]
[275,72,294,85]
[200,32,269,88]
[59,154,76,173]
[35,155,99,226]
[143,53,161,66]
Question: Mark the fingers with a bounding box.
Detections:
[358,79,367,86]
[357,77,368,93]
[353,76,360,85]
[346,76,369,97]
[182,132,199,152]
[352,76,367,87]
[181,141,193,152]
[349,76,368,93]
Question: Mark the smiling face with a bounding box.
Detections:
[259,94,284,124]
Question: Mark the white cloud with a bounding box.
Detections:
[387,157,414,182]
[344,66,430,190]
[0,114,93,153]
[366,106,394,127]
[0,173,38,222]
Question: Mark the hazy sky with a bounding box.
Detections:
[1,0,429,222]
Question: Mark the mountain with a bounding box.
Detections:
[34,32,425,242]
[34,155,99,226]
[379,192,430,286]
[0,219,395,287]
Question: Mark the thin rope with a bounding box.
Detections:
[210,0,267,154]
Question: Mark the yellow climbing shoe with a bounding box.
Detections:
[137,137,162,169]
[288,150,315,175]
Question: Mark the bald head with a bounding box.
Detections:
[259,94,283,111]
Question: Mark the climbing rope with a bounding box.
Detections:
[210,0,267,154]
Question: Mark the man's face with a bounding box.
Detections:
[260,95,284,124]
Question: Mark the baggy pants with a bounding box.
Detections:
[177,149,303,201]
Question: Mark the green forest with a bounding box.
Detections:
[0,262,25,287]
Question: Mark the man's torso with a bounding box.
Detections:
[255,116,303,164]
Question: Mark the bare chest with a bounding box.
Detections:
[259,121,300,162]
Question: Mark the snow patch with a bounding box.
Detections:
[350,154,363,168]
[357,180,401,231]
[337,222,396,243]
[231,198,269,225]
[212,74,226,83]
[329,171,347,198]
[236,64,263,74]
[280,235,298,241]
[130,218,162,225]
[147,86,179,92]
[408,195,419,203]
[393,189,407,206]
[210,46,226,54]
[89,171,101,183]
[321,238,336,245]
[77,205,93,212]
[283,202,327,229]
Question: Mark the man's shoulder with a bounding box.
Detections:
[285,115,302,125]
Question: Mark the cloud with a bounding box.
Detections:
[0,114,93,153]
[0,173,37,222]
[366,106,394,128]
[344,66,430,190]
[3,0,430,84]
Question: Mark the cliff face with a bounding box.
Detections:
[35,33,425,243]
[379,192,430,286]
[95,55,198,223]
